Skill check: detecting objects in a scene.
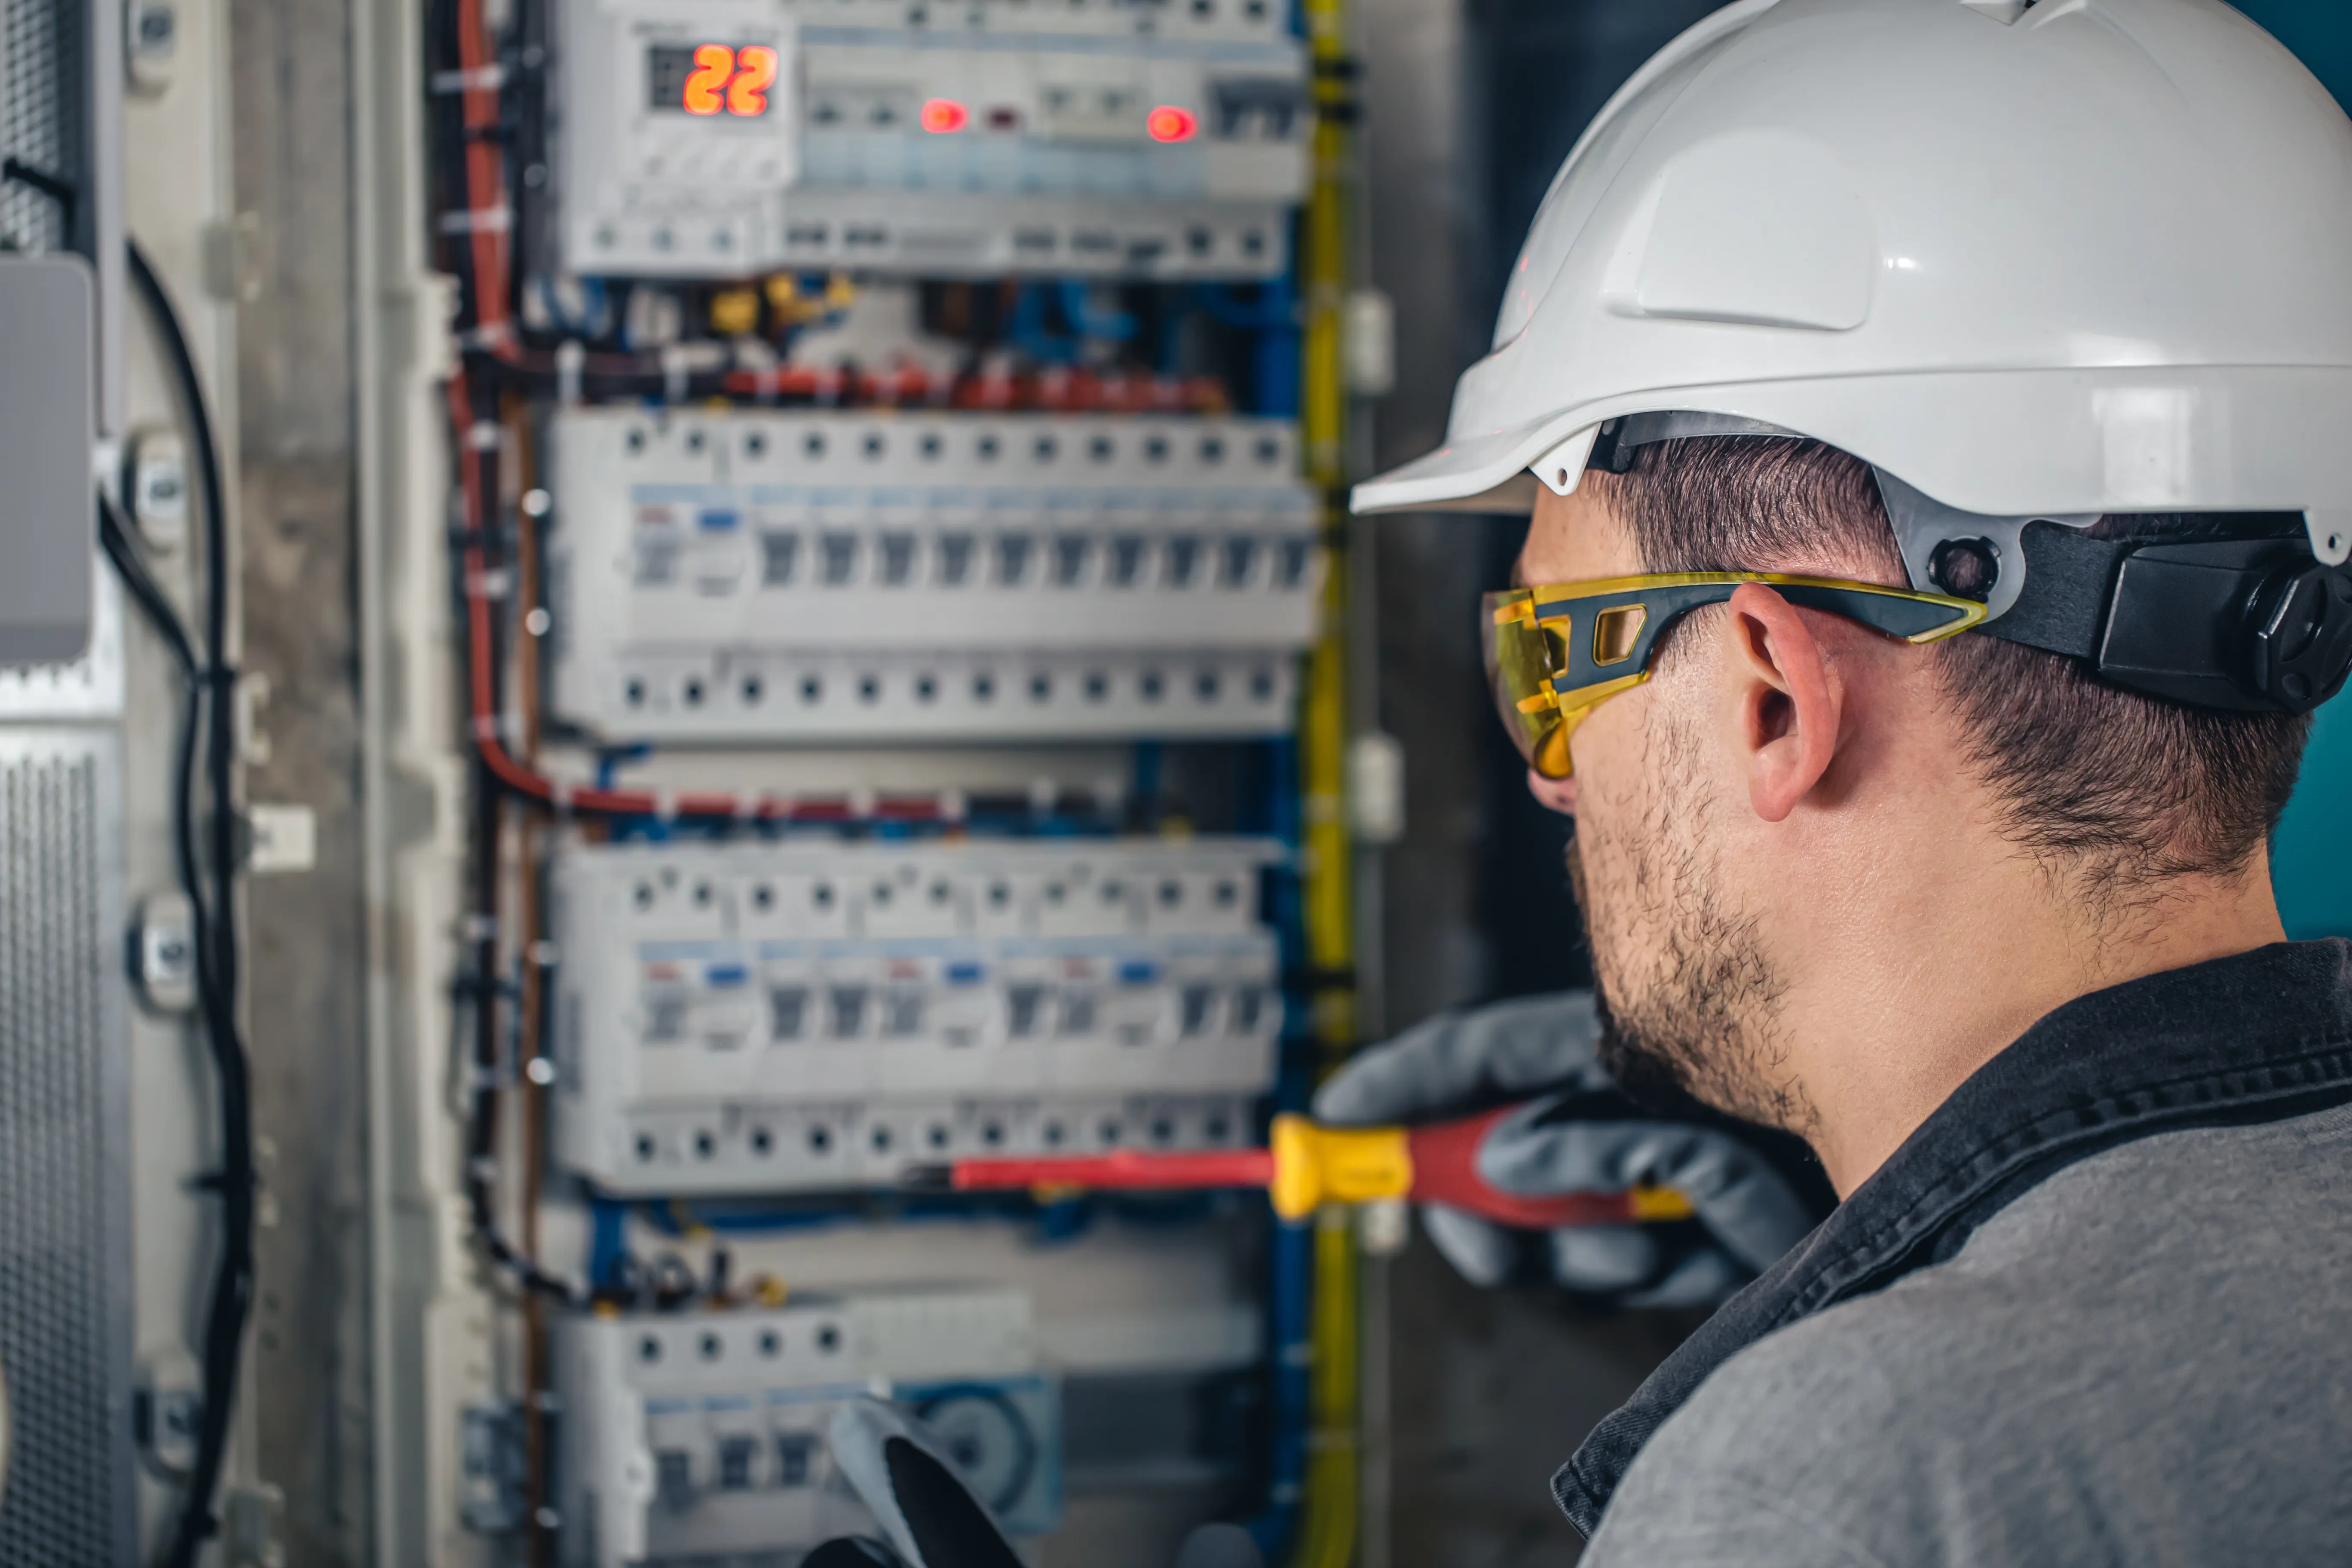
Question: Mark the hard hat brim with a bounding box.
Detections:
[1349,419,1559,516]
[1351,366,2352,534]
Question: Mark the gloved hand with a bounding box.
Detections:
[807,1399,1023,1568]
[810,1399,1265,1568]
[1312,990,1829,1306]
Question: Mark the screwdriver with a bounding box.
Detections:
[913,1105,1696,1225]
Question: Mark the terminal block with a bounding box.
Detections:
[556,1289,1058,1567]
[542,407,1321,743]
[549,836,1282,1195]
[555,0,1309,279]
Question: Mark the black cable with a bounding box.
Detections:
[122,239,255,1568]
[0,155,77,233]
[96,495,214,1151]
[449,374,581,1308]
[97,492,197,679]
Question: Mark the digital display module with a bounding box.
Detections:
[647,41,778,116]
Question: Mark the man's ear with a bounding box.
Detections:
[1722,584,1844,823]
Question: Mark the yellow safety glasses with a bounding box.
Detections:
[1485,573,1989,779]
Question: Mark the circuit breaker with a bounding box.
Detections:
[554,0,1309,278]
[555,1288,1059,1568]
[543,407,1321,743]
[550,836,1282,1195]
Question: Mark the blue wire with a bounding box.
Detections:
[1058,279,1138,342]
[1009,283,1075,365]
[1248,730,1314,1552]
[1132,741,1164,821]
[588,1196,630,1292]
[1253,272,1302,420]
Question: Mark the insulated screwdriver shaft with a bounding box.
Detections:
[925,1105,1696,1227]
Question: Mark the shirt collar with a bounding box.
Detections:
[1553,938,2352,1537]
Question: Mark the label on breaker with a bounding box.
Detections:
[551,836,1283,1194]
[557,0,1309,278]
[556,1290,1059,1568]
[544,408,1321,744]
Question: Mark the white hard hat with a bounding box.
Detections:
[1353,0,2352,596]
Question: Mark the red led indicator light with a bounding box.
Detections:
[921,98,971,134]
[1146,105,1199,143]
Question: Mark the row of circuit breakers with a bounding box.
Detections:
[552,836,1279,1194]
[559,0,1310,278]
[545,408,1321,741]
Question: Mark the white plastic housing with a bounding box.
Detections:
[555,1289,1057,1568]
[1354,0,2352,527]
[550,836,1283,1195]
[544,408,1321,743]
[556,0,1308,279]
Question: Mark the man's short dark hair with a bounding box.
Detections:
[1589,436,2311,891]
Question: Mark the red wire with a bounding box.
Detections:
[446,381,952,824]
[436,2,1227,820]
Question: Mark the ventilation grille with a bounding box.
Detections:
[0,0,80,255]
[0,738,133,1563]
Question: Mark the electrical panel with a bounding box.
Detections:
[543,407,1321,743]
[550,836,1282,1195]
[555,1288,1059,1568]
[554,0,1310,279]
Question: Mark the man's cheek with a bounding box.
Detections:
[1569,821,1637,983]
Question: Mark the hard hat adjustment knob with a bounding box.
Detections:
[1928,538,2000,603]
[2248,564,2352,714]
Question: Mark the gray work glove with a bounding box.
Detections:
[811,1399,1023,1568]
[1313,991,1827,1307]
[813,1400,1262,1568]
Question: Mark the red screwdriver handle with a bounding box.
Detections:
[1406,1105,1651,1229]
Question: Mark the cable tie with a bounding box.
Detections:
[469,566,513,600]
[938,789,969,823]
[438,206,513,236]
[528,939,560,968]
[467,420,504,452]
[848,787,878,820]
[461,319,517,354]
[732,793,761,824]
[545,778,576,818]
[556,339,585,407]
[661,346,690,405]
[462,911,500,943]
[472,714,503,742]
[429,63,508,93]
[651,789,680,823]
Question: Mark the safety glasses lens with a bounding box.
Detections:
[1482,592,1574,778]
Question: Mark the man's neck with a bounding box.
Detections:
[1786,849,2289,1197]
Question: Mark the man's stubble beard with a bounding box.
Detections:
[1565,716,1816,1137]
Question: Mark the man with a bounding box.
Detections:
[1325,0,2352,1560]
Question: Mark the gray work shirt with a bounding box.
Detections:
[1551,940,2352,1564]
[1583,1103,2352,1566]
